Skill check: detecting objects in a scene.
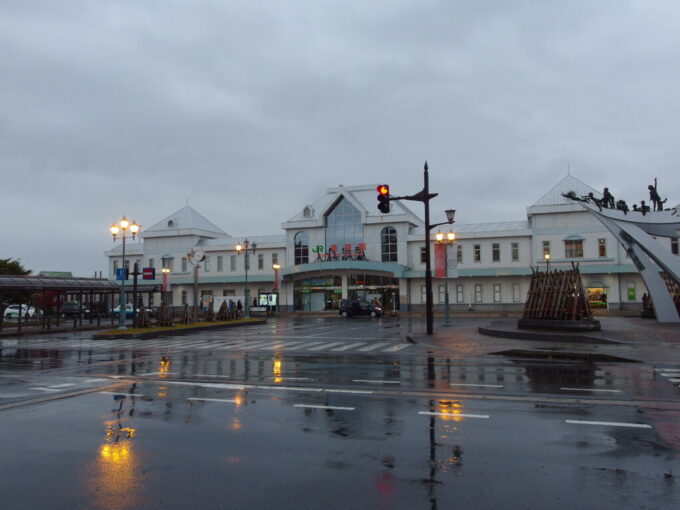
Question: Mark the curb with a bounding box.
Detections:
[93,319,266,339]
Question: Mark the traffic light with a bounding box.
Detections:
[377,184,390,213]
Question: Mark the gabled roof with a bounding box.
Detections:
[284,184,423,226]
[532,174,600,206]
[143,206,228,238]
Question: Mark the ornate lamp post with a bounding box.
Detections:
[435,230,456,327]
[544,253,551,272]
[236,239,256,318]
[272,263,281,314]
[110,217,140,330]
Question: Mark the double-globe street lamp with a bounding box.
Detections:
[109,217,140,330]
[435,230,456,327]
[236,239,256,318]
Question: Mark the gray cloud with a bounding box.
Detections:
[1,0,679,274]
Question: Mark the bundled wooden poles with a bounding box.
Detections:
[523,265,592,321]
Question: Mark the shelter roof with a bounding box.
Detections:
[0,275,120,291]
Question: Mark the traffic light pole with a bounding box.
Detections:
[388,162,453,335]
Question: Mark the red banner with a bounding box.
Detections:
[434,243,447,278]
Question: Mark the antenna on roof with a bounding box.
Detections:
[185,197,189,206]
[567,164,571,176]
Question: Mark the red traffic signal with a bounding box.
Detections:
[377,184,390,213]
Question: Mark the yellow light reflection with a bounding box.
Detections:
[87,437,139,509]
[229,417,242,431]
[158,357,170,378]
[273,359,282,383]
[436,400,464,422]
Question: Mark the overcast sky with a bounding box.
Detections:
[2,0,680,276]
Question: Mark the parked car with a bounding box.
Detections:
[3,304,39,320]
[109,304,139,317]
[58,302,91,318]
[338,299,383,318]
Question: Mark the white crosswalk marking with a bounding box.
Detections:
[331,342,367,351]
[357,342,390,352]
[261,341,308,350]
[382,344,412,352]
[289,341,325,350]
[306,342,346,351]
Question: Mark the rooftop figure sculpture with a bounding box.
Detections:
[649,178,663,211]
[602,187,615,208]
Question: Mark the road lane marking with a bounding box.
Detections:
[357,342,390,352]
[352,379,400,384]
[187,398,238,404]
[269,377,310,381]
[30,387,60,392]
[99,392,146,397]
[306,342,345,351]
[331,342,367,351]
[565,419,652,429]
[294,404,355,411]
[669,378,680,383]
[450,383,504,389]
[418,411,490,419]
[655,368,680,372]
[163,381,247,390]
[324,389,374,394]
[139,372,178,376]
[560,387,622,393]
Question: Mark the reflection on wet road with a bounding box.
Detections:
[1,317,680,509]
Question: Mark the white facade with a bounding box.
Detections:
[106,176,669,312]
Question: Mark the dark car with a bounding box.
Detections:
[58,302,91,318]
[339,299,383,318]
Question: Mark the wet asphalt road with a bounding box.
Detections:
[1,317,680,509]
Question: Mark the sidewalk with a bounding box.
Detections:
[407,316,680,366]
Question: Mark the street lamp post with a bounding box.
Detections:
[544,253,551,272]
[110,217,140,330]
[236,239,256,318]
[272,263,281,314]
[435,230,456,327]
[388,162,455,335]
[161,268,170,306]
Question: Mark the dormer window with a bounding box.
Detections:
[303,206,313,218]
[168,220,175,228]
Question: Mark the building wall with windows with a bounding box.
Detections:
[105,176,670,312]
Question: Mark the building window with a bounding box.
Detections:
[672,237,678,255]
[542,241,550,259]
[181,257,187,272]
[438,285,445,303]
[294,231,309,265]
[421,285,427,303]
[474,244,481,262]
[511,243,519,262]
[456,284,464,303]
[258,253,264,270]
[474,284,482,303]
[148,258,154,268]
[598,239,607,257]
[230,255,236,271]
[512,283,520,302]
[492,243,500,262]
[217,255,223,272]
[113,260,119,272]
[204,256,210,272]
[565,239,584,258]
[493,284,501,303]
[272,253,278,266]
[181,291,187,305]
[420,247,428,264]
[456,244,463,263]
[381,227,398,262]
[165,258,174,271]
[124,260,130,271]
[325,197,363,253]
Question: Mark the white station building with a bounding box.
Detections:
[105,175,677,312]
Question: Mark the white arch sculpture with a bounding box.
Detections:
[575,200,680,323]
